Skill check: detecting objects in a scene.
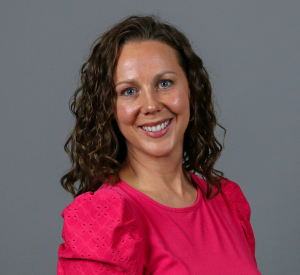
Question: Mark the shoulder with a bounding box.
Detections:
[59,186,143,272]
[189,173,250,213]
[62,187,131,219]
[61,186,140,240]
[220,179,251,221]
[189,173,256,256]
[220,179,256,257]
[63,182,139,215]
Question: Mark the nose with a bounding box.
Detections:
[140,86,162,115]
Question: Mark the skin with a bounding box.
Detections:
[114,40,197,208]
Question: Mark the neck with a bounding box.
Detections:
[119,146,192,197]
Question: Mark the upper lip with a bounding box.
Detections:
[139,118,172,127]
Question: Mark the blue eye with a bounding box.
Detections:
[122,88,136,96]
[158,80,172,89]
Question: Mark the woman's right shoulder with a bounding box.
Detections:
[62,185,133,222]
[59,186,143,274]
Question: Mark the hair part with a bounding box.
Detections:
[61,14,226,198]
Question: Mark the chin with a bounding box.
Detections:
[144,146,175,158]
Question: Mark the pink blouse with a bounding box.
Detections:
[58,173,261,274]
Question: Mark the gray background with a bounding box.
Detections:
[1,1,299,274]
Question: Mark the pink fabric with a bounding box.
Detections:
[58,173,261,274]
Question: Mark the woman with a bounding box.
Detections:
[58,15,261,274]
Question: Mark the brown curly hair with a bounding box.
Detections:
[61,15,226,199]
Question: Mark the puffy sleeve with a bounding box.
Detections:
[221,180,256,258]
[57,189,143,275]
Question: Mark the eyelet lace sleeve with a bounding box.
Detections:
[57,189,143,275]
[221,180,256,260]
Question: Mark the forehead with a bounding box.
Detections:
[114,40,181,81]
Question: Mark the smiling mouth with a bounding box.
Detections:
[140,119,172,132]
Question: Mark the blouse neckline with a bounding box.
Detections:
[117,172,204,213]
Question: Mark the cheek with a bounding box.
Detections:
[168,91,190,115]
[116,102,140,125]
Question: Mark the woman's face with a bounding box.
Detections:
[114,40,190,159]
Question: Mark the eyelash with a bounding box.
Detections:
[120,79,173,96]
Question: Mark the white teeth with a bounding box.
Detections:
[142,120,170,132]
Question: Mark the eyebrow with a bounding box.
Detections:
[115,71,177,87]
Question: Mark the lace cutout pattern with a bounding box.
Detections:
[58,189,143,274]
